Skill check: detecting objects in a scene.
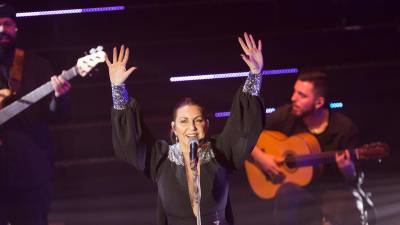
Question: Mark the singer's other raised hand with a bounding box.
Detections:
[105,45,137,85]
[238,32,263,75]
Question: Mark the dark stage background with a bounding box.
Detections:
[8,0,400,224]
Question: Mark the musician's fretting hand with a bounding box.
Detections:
[238,32,263,75]
[251,146,283,176]
[335,150,357,181]
[51,74,71,97]
[105,45,137,85]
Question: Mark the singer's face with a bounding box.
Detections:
[171,104,208,148]
[0,17,17,46]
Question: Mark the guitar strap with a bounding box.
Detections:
[8,48,25,94]
[1,48,24,145]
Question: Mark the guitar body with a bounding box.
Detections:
[244,130,321,199]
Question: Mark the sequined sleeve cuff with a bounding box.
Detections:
[111,83,129,110]
[242,71,262,96]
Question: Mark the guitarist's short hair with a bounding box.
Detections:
[297,70,328,98]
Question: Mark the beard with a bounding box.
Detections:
[0,33,16,65]
[291,103,316,118]
[0,32,16,47]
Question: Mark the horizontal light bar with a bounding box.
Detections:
[215,107,276,118]
[214,102,343,118]
[170,68,298,82]
[16,6,125,17]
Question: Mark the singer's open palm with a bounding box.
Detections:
[238,32,263,75]
[106,45,137,85]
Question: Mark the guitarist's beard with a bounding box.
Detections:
[0,41,16,66]
[291,103,317,118]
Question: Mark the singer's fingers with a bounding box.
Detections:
[249,34,257,48]
[105,54,111,67]
[112,47,117,63]
[244,32,253,49]
[118,45,125,62]
[125,66,137,76]
[241,54,251,65]
[238,37,250,54]
[122,48,130,65]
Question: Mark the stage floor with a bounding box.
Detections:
[49,161,400,225]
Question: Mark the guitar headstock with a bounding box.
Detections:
[356,142,390,160]
[76,46,106,77]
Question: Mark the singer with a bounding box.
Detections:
[108,32,265,225]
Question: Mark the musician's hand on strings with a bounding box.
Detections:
[251,146,283,177]
[335,150,357,181]
[51,73,71,97]
[105,45,137,85]
[238,32,263,75]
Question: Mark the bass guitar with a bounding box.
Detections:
[0,46,105,126]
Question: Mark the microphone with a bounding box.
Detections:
[189,137,199,167]
[189,136,202,224]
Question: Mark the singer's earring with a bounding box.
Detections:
[175,136,179,143]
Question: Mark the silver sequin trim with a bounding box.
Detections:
[168,142,215,166]
[242,72,262,96]
[111,83,129,110]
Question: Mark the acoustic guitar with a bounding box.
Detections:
[0,46,105,126]
[244,130,389,200]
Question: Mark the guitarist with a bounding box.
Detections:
[0,3,71,225]
[251,71,371,225]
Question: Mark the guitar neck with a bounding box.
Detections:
[0,66,77,126]
[286,148,357,168]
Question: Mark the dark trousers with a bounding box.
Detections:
[273,183,362,225]
[0,183,50,225]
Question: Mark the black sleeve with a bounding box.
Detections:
[214,87,265,171]
[111,98,167,181]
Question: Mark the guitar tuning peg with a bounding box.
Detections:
[89,48,96,54]
[97,46,103,51]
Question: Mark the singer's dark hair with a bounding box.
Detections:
[171,97,206,121]
[170,97,207,144]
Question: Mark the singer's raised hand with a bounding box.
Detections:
[238,32,263,75]
[105,45,137,85]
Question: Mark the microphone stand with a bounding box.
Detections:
[189,138,201,225]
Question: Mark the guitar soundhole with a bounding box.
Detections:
[284,152,297,169]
